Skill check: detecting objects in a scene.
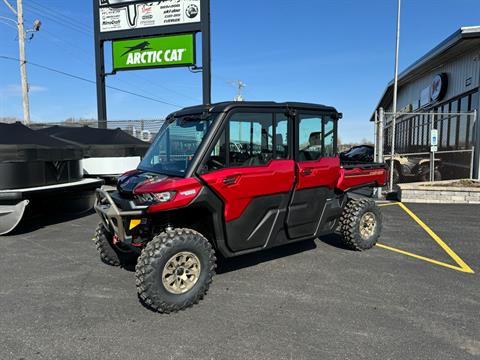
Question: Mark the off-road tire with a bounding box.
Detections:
[135,228,216,313]
[94,223,136,266]
[419,166,442,182]
[340,199,382,251]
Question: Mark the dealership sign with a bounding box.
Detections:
[112,34,195,70]
[419,73,448,108]
[430,73,448,102]
[99,0,201,33]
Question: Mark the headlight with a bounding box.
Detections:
[135,191,176,204]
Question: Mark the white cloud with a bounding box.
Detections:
[0,84,48,96]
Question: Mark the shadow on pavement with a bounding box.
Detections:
[318,233,353,250]
[126,234,352,275]
[7,209,96,236]
[217,239,317,274]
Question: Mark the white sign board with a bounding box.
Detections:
[430,129,438,146]
[430,145,438,152]
[420,87,430,107]
[99,0,201,33]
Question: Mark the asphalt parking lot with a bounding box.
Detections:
[0,202,478,360]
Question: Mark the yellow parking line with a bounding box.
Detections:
[378,202,401,207]
[397,203,474,274]
[376,243,472,273]
[376,202,475,274]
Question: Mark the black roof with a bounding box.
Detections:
[36,126,150,158]
[0,122,83,162]
[170,101,339,118]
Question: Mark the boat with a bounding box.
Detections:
[0,122,103,235]
[37,125,150,179]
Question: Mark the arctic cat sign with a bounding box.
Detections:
[112,34,195,70]
[93,0,211,127]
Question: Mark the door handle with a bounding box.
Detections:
[223,175,240,185]
[301,169,313,176]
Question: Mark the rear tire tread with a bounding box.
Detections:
[340,199,382,251]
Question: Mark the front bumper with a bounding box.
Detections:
[94,188,144,244]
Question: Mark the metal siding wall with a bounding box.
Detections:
[389,48,479,112]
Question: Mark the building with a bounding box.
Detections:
[372,26,480,179]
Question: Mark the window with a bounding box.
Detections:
[323,115,335,156]
[299,115,322,161]
[471,91,479,111]
[139,116,213,176]
[441,104,449,148]
[228,113,273,167]
[275,114,289,160]
[298,114,336,161]
[458,96,469,148]
[449,100,459,147]
[202,111,291,172]
[413,117,418,146]
[468,92,478,145]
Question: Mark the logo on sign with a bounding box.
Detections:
[113,34,195,70]
[186,4,199,19]
[430,73,448,102]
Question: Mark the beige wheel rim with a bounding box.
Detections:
[162,252,201,294]
[359,212,377,240]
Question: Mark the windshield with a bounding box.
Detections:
[138,115,214,176]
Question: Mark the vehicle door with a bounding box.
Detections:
[199,110,295,252]
[286,112,340,239]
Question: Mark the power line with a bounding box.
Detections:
[27,0,93,32]
[0,55,182,108]
[24,2,93,36]
[22,4,200,103]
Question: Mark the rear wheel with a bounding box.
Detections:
[340,199,382,251]
[135,228,216,313]
[93,223,137,266]
[419,165,442,182]
[387,164,400,186]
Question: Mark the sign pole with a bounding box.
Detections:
[93,0,107,128]
[201,0,211,105]
[430,112,434,182]
[430,114,439,182]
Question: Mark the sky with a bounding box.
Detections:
[0,0,479,143]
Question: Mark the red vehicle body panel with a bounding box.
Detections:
[337,167,388,191]
[295,157,340,190]
[200,160,295,222]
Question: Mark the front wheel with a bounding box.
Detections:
[340,199,382,251]
[135,228,216,313]
[93,223,137,266]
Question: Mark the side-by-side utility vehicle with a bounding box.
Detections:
[94,102,388,313]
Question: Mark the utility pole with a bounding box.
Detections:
[17,0,30,125]
[2,0,30,125]
[229,80,246,102]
